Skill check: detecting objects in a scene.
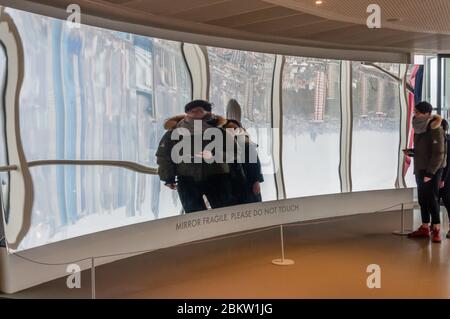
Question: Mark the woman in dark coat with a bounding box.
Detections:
[225,99,264,204]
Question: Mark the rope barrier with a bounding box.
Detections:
[6,200,418,299]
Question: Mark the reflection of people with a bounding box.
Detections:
[155,100,238,213]
[405,102,447,243]
[226,99,264,204]
[438,132,450,239]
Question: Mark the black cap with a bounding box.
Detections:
[184,100,213,113]
[415,101,433,114]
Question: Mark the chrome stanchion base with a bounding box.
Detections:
[272,225,295,266]
[272,258,295,266]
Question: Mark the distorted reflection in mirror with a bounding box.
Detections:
[0,7,418,251]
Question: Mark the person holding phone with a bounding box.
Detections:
[404,101,447,243]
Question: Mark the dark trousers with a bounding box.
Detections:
[231,181,262,205]
[177,176,235,213]
[416,169,443,225]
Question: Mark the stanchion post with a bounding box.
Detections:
[272,224,294,266]
[444,207,449,230]
[393,203,411,236]
[91,257,96,299]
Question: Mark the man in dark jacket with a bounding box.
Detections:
[406,101,447,243]
[156,100,239,213]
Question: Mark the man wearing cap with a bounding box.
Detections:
[155,100,242,213]
[405,101,448,243]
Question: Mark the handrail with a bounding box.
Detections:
[361,62,415,93]
[26,160,158,175]
[0,164,17,172]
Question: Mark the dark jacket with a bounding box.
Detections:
[156,114,240,184]
[412,115,447,178]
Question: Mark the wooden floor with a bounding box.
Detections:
[3,209,450,299]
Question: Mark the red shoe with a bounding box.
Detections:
[432,228,442,243]
[408,225,430,238]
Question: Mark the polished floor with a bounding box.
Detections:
[3,208,450,299]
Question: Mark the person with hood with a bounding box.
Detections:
[225,99,264,204]
[405,101,447,243]
[155,100,240,213]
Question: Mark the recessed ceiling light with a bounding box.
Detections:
[315,0,323,5]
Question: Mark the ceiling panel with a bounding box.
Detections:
[264,0,450,34]
[167,0,274,23]
[360,31,433,46]
[280,20,354,38]
[207,6,298,28]
[103,0,132,4]
[5,0,450,53]
[123,0,226,15]
[389,34,444,50]
[295,24,370,43]
[238,13,325,33]
[293,26,435,49]
[336,29,414,45]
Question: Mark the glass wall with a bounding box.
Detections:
[0,45,7,244]
[0,7,418,251]
[351,62,401,192]
[441,57,450,120]
[9,9,191,165]
[19,165,183,249]
[5,8,191,250]
[208,47,277,201]
[282,57,341,197]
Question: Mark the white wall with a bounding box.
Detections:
[0,188,413,294]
